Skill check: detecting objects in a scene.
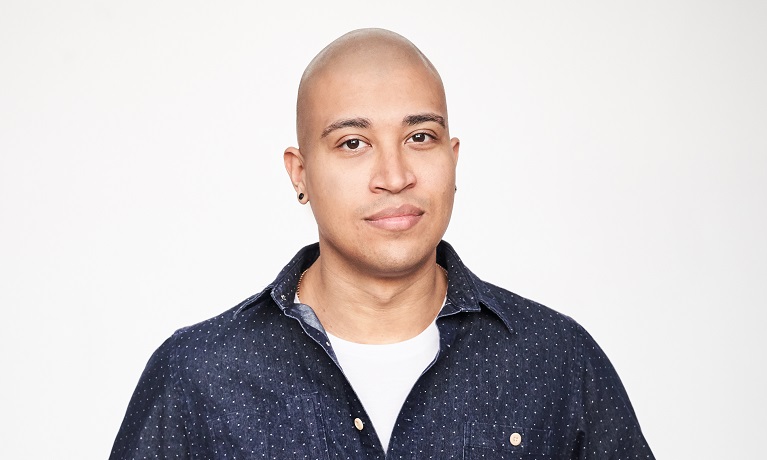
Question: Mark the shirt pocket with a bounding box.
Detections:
[464,422,553,459]
[208,393,328,459]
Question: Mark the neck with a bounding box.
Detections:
[298,250,447,344]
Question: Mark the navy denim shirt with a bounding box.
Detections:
[110,241,654,459]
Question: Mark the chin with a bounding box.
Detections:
[359,237,440,276]
[319,218,447,275]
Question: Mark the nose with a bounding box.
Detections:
[369,144,416,194]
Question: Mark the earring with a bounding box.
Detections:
[454,185,458,192]
[298,192,305,201]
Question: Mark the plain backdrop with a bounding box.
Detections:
[1,1,765,458]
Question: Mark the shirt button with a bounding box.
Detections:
[354,417,364,431]
[510,432,522,446]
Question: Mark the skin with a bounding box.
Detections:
[284,29,459,344]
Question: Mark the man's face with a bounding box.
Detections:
[286,56,459,276]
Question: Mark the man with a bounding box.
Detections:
[111,29,654,459]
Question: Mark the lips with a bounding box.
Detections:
[364,204,424,231]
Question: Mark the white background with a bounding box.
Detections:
[1,1,765,458]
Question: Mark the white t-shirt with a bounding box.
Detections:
[327,322,440,452]
[293,292,442,451]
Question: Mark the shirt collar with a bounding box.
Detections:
[233,241,513,333]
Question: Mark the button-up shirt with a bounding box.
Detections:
[110,241,655,459]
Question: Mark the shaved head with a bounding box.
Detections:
[296,29,447,149]
[283,28,460,283]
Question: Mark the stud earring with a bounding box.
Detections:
[298,193,305,201]
[454,185,458,192]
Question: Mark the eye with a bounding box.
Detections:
[406,132,435,143]
[339,138,370,151]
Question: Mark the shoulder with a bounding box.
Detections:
[477,278,587,340]
[477,278,624,380]
[439,240,587,343]
[472,276,619,375]
[157,296,283,361]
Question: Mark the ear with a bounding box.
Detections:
[283,146,306,195]
[450,137,460,164]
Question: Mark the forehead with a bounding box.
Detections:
[303,60,447,130]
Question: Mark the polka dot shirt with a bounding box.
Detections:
[110,241,655,459]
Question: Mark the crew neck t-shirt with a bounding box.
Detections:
[293,292,442,451]
[326,322,440,452]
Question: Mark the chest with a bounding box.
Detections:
[180,314,578,458]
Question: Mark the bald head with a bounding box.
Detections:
[296,29,447,148]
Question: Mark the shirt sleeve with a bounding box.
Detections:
[571,325,655,460]
[109,335,190,459]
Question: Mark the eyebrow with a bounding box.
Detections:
[321,117,371,138]
[403,113,445,128]
[319,112,446,139]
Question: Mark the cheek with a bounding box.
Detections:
[418,157,456,191]
[306,168,366,220]
[307,156,372,192]
[423,159,457,216]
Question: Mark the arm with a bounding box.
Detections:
[109,336,190,459]
[570,325,655,460]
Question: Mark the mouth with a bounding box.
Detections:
[364,204,425,231]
